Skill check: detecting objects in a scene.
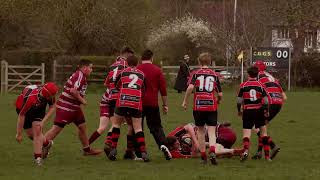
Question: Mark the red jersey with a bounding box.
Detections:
[56,70,87,112]
[257,71,284,105]
[115,67,145,110]
[137,62,167,107]
[170,150,192,159]
[105,57,128,101]
[188,68,222,111]
[100,90,109,107]
[16,85,55,115]
[237,78,268,110]
[168,126,187,139]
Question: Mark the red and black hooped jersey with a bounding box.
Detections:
[16,85,55,115]
[188,68,222,111]
[168,125,187,139]
[237,78,267,110]
[258,71,284,105]
[115,67,145,110]
[105,57,128,100]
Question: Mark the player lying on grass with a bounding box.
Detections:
[252,61,287,160]
[237,66,271,162]
[165,123,242,158]
[182,52,223,165]
[44,59,102,158]
[15,82,58,166]
[104,55,150,162]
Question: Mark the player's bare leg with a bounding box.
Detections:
[207,126,217,165]
[241,129,251,162]
[32,121,43,166]
[197,126,207,164]
[42,125,62,158]
[89,116,110,144]
[132,117,149,162]
[45,125,63,141]
[25,129,34,140]
[77,123,102,156]
[105,114,122,161]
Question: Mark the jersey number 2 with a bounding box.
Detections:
[128,74,138,88]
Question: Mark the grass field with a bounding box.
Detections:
[0,89,320,180]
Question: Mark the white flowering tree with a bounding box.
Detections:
[146,15,216,64]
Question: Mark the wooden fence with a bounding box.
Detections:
[52,60,108,84]
[51,60,242,85]
[1,60,45,94]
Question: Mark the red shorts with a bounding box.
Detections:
[54,108,85,128]
[100,104,110,118]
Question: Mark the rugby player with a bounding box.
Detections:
[237,66,270,162]
[104,55,150,162]
[182,52,222,165]
[252,61,287,159]
[15,82,58,165]
[44,59,102,157]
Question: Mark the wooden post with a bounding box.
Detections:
[1,61,8,95]
[41,63,45,84]
[52,60,56,82]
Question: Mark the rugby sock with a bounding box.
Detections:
[209,146,216,153]
[34,153,42,159]
[104,132,112,145]
[242,137,250,151]
[89,130,101,144]
[200,152,207,160]
[111,128,120,148]
[268,137,276,149]
[126,135,134,152]
[262,136,270,159]
[135,131,146,153]
[83,146,91,152]
[43,138,49,147]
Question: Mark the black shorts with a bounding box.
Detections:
[109,100,117,117]
[193,111,217,126]
[16,108,44,129]
[242,109,265,129]
[267,104,282,122]
[115,107,142,118]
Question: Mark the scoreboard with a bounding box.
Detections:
[251,47,291,90]
[251,47,290,72]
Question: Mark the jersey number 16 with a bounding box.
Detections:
[197,75,215,92]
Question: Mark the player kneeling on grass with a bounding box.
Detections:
[166,123,241,158]
[252,61,287,160]
[182,52,222,165]
[44,59,102,157]
[237,66,271,162]
[104,55,150,162]
[15,82,58,166]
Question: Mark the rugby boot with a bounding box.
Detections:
[270,145,280,160]
[160,145,172,160]
[209,152,218,165]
